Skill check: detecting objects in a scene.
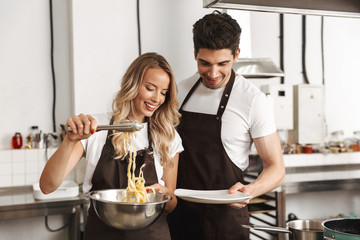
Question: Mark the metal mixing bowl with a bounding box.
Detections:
[87,189,171,230]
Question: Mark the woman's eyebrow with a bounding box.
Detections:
[145,82,169,91]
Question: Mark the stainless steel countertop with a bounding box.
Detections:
[246,152,360,194]
[0,186,87,220]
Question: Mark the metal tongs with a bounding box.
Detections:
[67,121,144,133]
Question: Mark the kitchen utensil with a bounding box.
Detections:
[174,188,251,204]
[323,218,360,240]
[67,121,144,133]
[242,219,323,240]
[87,189,171,230]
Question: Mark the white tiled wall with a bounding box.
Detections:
[0,148,58,187]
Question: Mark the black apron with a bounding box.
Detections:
[168,70,250,240]
[84,121,170,240]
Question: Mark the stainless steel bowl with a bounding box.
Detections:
[87,189,171,230]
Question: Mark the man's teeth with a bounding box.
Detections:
[145,103,156,108]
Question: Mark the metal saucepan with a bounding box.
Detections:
[242,219,324,240]
[323,218,360,240]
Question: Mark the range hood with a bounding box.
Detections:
[203,0,360,18]
[234,58,284,78]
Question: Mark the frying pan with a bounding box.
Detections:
[323,218,360,240]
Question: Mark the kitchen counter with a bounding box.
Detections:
[283,152,360,194]
[247,151,360,194]
[0,186,88,240]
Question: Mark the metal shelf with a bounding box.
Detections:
[249,202,277,214]
[245,174,286,240]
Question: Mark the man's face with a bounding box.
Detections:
[195,48,239,89]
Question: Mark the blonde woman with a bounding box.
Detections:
[40,52,183,240]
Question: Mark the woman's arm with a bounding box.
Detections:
[151,152,179,213]
[39,114,97,194]
[39,137,84,194]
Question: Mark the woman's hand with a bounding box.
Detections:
[150,183,170,195]
[66,114,97,141]
[149,183,176,213]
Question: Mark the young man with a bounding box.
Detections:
[167,11,285,239]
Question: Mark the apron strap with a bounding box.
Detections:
[179,78,202,111]
[180,70,236,119]
[216,70,235,118]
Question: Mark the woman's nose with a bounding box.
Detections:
[151,91,162,103]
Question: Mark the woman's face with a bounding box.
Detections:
[131,67,170,123]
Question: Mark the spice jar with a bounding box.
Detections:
[12,132,23,149]
[329,130,344,147]
[351,130,360,152]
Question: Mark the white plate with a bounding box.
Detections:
[174,188,251,204]
[33,180,79,200]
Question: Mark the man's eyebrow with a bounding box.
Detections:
[198,58,209,64]
[198,58,231,65]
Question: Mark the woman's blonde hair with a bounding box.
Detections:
[111,52,180,167]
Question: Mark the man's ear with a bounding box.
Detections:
[234,48,241,62]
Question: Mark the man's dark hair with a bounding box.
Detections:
[193,10,242,57]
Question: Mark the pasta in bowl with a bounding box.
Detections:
[87,189,171,230]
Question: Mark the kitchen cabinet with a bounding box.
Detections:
[289,84,325,145]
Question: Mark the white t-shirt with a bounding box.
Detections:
[81,112,184,193]
[177,73,276,171]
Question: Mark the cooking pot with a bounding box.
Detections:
[242,219,323,240]
[323,218,360,240]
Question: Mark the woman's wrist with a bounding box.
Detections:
[62,134,80,146]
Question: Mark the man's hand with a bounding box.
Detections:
[228,182,251,209]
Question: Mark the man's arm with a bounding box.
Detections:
[229,132,285,208]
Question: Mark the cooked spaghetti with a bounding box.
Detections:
[120,131,155,203]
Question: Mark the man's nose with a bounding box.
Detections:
[208,65,219,78]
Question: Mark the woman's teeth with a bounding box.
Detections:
[145,103,156,109]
